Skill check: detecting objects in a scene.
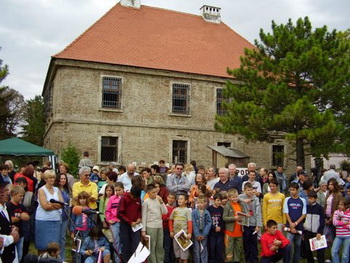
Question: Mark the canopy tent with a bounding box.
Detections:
[0,137,55,156]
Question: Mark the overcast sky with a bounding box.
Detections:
[0,0,349,99]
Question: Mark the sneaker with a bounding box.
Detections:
[325,260,331,263]
[314,257,318,261]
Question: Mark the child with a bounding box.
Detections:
[163,192,176,263]
[207,193,225,263]
[331,198,350,263]
[283,182,307,263]
[117,185,142,263]
[97,167,108,191]
[169,194,192,263]
[303,190,325,263]
[239,182,262,263]
[262,179,286,231]
[81,226,111,263]
[105,182,124,262]
[220,191,228,206]
[6,185,30,262]
[141,184,168,263]
[90,166,100,183]
[192,195,212,263]
[99,184,114,229]
[70,191,94,241]
[260,219,290,263]
[223,188,244,263]
[38,242,61,260]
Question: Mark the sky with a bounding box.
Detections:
[0,0,349,99]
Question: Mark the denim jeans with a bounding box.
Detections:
[285,232,301,263]
[193,236,208,263]
[331,236,350,263]
[59,219,69,260]
[163,228,175,263]
[16,236,24,262]
[110,222,121,263]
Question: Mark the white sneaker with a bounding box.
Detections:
[325,260,331,263]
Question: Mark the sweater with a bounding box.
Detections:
[238,193,262,227]
[262,192,286,225]
[260,230,290,257]
[333,209,350,237]
[303,201,325,234]
[117,192,141,225]
[105,195,122,223]
[141,198,167,230]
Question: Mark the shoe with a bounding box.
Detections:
[314,257,318,261]
[325,260,331,263]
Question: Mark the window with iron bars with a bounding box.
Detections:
[272,145,284,167]
[172,83,190,114]
[101,136,118,162]
[102,77,122,109]
[172,140,187,164]
[216,88,227,115]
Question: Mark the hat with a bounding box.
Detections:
[92,165,100,172]
[298,170,308,176]
[307,190,317,198]
[0,176,10,186]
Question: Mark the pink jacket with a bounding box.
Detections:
[105,195,122,223]
[333,209,350,237]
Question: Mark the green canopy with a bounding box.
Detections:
[0,137,55,156]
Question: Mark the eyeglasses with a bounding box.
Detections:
[84,174,90,177]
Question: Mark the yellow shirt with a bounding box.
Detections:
[72,181,99,209]
[262,192,286,225]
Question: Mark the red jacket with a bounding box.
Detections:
[117,192,141,225]
[260,230,289,257]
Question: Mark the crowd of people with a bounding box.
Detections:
[0,155,350,263]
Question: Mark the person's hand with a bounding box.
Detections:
[316,233,321,240]
[215,226,221,232]
[141,231,147,239]
[109,220,115,225]
[99,246,105,252]
[196,236,202,241]
[290,228,297,234]
[52,203,61,209]
[270,245,278,251]
[89,196,97,203]
[85,250,93,256]
[70,232,75,240]
[255,226,260,233]
[290,222,296,228]
[10,226,19,243]
[156,195,163,204]
[170,231,174,238]
[234,216,242,222]
[186,233,192,240]
[273,239,282,247]
[243,199,251,204]
[102,221,108,229]
[136,218,142,224]
[131,221,137,227]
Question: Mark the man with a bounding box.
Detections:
[166,162,190,197]
[72,166,98,209]
[228,164,242,192]
[78,151,93,168]
[274,166,287,193]
[292,170,309,200]
[0,176,19,263]
[241,163,263,188]
[118,163,140,191]
[322,164,344,186]
[214,167,240,193]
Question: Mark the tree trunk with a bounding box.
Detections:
[295,137,305,168]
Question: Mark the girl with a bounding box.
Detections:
[97,167,108,191]
[54,173,70,261]
[99,184,114,228]
[263,171,276,196]
[105,182,124,263]
[70,191,94,241]
[331,199,350,263]
[81,226,111,263]
[189,173,211,208]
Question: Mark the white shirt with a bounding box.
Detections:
[0,204,18,263]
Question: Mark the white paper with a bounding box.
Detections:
[132,223,143,232]
[309,235,327,251]
[174,229,193,251]
[128,242,150,263]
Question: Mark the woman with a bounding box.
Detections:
[14,165,37,193]
[141,167,154,187]
[263,171,276,195]
[324,178,343,245]
[35,170,64,255]
[54,173,70,261]
[189,173,211,208]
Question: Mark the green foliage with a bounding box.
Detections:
[340,160,350,173]
[60,143,80,177]
[21,95,45,146]
[216,17,350,167]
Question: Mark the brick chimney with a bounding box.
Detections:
[200,5,221,23]
[120,0,141,8]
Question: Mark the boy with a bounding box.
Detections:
[303,190,325,263]
[0,165,11,184]
[117,185,142,263]
[169,194,192,263]
[260,220,290,263]
[192,195,212,263]
[223,188,244,263]
[242,171,262,198]
[141,184,168,263]
[163,192,176,263]
[38,242,61,260]
[6,185,29,262]
[283,182,307,263]
[262,179,286,231]
[207,193,225,263]
[239,182,262,263]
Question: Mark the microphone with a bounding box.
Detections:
[72,206,100,215]
[49,199,68,206]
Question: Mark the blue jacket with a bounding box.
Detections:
[80,236,110,255]
[192,209,212,238]
[70,213,94,232]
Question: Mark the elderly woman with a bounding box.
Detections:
[35,170,64,255]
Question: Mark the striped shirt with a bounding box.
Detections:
[333,209,350,237]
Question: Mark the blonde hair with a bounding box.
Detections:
[10,185,25,196]
[42,170,56,181]
[227,188,238,197]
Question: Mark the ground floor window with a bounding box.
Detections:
[101,136,118,162]
[172,140,187,164]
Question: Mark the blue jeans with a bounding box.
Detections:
[285,232,301,263]
[331,236,350,263]
[16,236,24,262]
[193,236,208,263]
[110,222,121,263]
[163,228,175,263]
[59,219,69,260]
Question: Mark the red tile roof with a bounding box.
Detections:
[54,3,254,78]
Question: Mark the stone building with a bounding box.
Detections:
[42,0,300,173]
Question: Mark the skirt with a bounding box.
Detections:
[35,219,61,250]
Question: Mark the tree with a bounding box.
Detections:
[215,17,350,168]
[60,143,80,177]
[21,95,45,146]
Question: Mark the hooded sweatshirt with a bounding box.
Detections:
[117,192,141,225]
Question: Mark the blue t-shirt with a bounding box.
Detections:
[283,196,307,230]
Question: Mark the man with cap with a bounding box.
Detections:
[292,170,309,198]
[0,176,20,263]
[303,190,325,263]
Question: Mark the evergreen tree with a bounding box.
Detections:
[60,143,80,177]
[215,17,350,167]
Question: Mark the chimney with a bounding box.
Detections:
[200,5,221,23]
[120,0,141,8]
